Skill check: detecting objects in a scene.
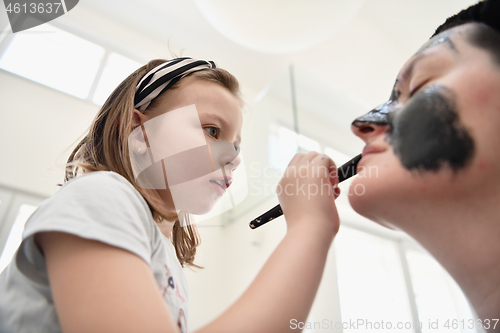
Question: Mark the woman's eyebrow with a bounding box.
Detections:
[389,54,426,101]
[400,53,426,82]
[417,36,458,55]
[390,37,459,99]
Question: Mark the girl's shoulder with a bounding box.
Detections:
[44,171,151,216]
[21,171,158,266]
[58,171,141,198]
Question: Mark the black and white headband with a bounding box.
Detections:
[134,57,217,111]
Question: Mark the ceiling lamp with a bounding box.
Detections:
[194,0,367,54]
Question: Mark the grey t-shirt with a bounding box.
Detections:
[0,171,189,333]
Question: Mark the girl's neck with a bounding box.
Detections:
[157,220,174,239]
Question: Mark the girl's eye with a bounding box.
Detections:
[204,126,219,139]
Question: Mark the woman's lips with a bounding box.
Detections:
[360,145,386,164]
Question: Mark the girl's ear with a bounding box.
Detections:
[132,109,148,128]
[130,109,148,156]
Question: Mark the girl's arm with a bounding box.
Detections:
[196,151,340,333]
[39,151,338,333]
[37,231,181,333]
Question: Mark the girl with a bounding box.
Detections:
[349,1,500,327]
[0,57,341,332]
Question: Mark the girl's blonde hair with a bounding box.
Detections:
[65,59,241,267]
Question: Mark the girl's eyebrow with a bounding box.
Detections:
[201,112,228,128]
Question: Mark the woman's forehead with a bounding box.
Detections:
[413,23,479,59]
[395,24,479,82]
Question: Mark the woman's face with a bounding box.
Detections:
[137,77,243,216]
[349,23,500,230]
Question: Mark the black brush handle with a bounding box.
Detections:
[249,154,362,229]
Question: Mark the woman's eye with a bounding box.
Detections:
[409,79,429,98]
[204,126,219,139]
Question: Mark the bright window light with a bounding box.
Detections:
[335,227,415,332]
[268,127,299,170]
[0,24,105,99]
[278,126,298,147]
[324,147,350,165]
[92,52,142,105]
[297,134,320,152]
[0,204,38,274]
[406,250,478,333]
[269,126,325,170]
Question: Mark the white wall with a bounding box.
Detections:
[0,70,98,196]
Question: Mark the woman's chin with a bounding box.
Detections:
[348,178,389,225]
[348,189,374,220]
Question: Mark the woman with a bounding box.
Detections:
[350,0,500,327]
[0,57,341,332]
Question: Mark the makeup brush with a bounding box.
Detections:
[249,154,362,229]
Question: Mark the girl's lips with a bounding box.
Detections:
[209,179,226,195]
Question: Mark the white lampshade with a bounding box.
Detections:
[195,0,367,54]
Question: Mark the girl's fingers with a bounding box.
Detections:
[287,152,306,167]
[299,151,320,166]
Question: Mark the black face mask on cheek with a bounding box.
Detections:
[352,85,475,172]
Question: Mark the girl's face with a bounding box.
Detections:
[348,23,500,230]
[134,77,242,216]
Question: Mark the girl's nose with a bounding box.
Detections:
[224,155,241,172]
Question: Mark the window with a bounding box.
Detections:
[268,124,350,170]
[0,24,105,99]
[0,23,143,104]
[324,147,350,166]
[0,189,43,274]
[0,204,38,274]
[335,227,479,333]
[406,250,478,333]
[335,227,415,332]
[92,52,142,105]
[268,126,300,170]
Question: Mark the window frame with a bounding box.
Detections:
[0,185,45,264]
[0,21,145,106]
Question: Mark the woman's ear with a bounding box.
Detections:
[132,109,148,128]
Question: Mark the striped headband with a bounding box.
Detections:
[134,57,217,111]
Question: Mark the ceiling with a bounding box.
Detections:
[79,0,477,109]
[0,0,480,198]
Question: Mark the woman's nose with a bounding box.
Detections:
[351,122,389,143]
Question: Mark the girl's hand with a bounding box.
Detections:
[277,151,340,237]
[196,152,340,333]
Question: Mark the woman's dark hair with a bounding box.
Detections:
[432,0,500,66]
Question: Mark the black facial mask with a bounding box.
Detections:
[352,85,475,172]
